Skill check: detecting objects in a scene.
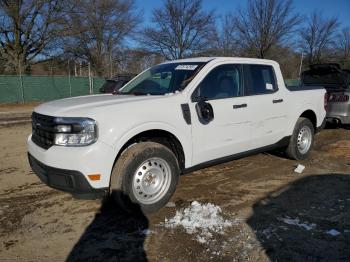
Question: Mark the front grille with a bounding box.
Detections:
[31,112,56,149]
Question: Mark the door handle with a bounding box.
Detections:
[273,99,283,104]
[233,103,247,109]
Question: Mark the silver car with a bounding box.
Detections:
[302,64,350,125]
[326,88,350,124]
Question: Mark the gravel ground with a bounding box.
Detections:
[0,123,349,261]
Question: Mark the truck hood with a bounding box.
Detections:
[34,94,166,117]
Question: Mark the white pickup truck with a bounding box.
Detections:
[27,57,326,213]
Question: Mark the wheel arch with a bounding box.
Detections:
[113,128,187,174]
[299,109,317,130]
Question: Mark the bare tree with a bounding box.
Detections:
[210,14,240,56]
[63,0,140,76]
[0,0,64,74]
[141,0,216,60]
[336,27,350,67]
[300,11,339,65]
[115,49,165,74]
[234,0,301,59]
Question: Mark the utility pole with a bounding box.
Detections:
[68,60,72,97]
[88,62,92,94]
[298,52,304,80]
[109,51,113,78]
[18,59,25,103]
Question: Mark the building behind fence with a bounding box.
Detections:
[0,75,105,103]
[0,75,301,104]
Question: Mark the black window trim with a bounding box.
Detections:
[242,64,279,96]
[191,63,245,102]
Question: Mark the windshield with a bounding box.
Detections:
[118,62,206,95]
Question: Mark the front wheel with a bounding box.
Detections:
[285,117,315,160]
[110,142,179,213]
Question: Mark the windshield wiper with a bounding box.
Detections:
[114,90,166,96]
[113,90,149,96]
[112,90,129,95]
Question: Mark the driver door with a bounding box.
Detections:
[190,64,254,166]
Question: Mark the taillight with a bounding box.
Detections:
[324,93,328,111]
[328,94,349,103]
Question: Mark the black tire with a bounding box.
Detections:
[285,117,315,160]
[110,142,179,214]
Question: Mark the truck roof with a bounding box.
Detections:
[163,57,279,66]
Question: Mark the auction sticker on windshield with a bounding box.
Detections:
[175,65,198,70]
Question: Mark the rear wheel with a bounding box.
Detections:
[285,117,314,160]
[110,142,179,213]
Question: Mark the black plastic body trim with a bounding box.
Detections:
[28,153,107,199]
[184,136,290,174]
[181,103,191,125]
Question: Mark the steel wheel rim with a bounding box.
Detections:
[297,126,312,154]
[132,157,172,205]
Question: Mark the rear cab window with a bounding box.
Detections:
[243,64,278,95]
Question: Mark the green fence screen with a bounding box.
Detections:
[0,75,301,104]
[0,75,105,103]
[284,79,301,87]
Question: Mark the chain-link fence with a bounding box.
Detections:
[0,75,105,103]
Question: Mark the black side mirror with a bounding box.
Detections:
[195,99,214,124]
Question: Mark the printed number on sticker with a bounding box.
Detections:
[175,65,198,70]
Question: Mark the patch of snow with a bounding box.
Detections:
[165,202,176,208]
[162,201,234,243]
[279,217,316,231]
[140,229,153,236]
[196,235,207,243]
[326,229,341,236]
[294,164,305,174]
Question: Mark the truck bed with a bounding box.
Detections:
[286,85,325,92]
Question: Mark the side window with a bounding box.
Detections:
[244,65,278,95]
[193,64,242,101]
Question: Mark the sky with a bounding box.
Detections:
[135,0,350,28]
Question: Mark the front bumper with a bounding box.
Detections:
[28,153,108,199]
[27,134,116,196]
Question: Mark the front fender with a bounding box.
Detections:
[109,121,192,168]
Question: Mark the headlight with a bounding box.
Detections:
[53,117,98,146]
